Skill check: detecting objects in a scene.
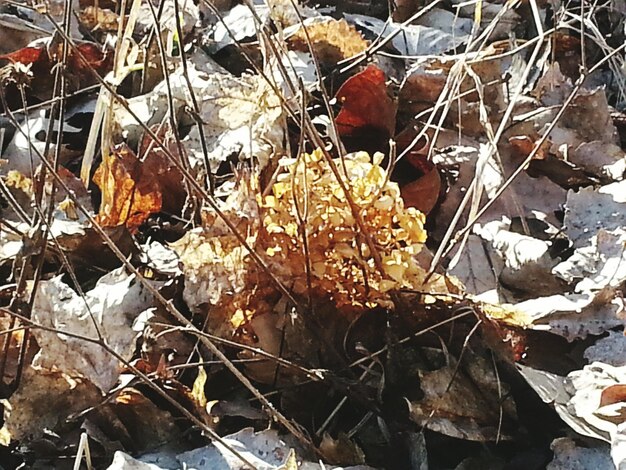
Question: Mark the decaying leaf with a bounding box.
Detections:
[584,332,626,367]
[212,1,318,52]
[107,427,375,470]
[31,267,158,392]
[93,143,163,232]
[345,13,471,56]
[287,18,369,66]
[407,348,517,441]
[1,366,102,442]
[78,6,119,40]
[4,0,626,466]
[2,99,95,176]
[186,72,285,172]
[547,437,613,470]
[105,388,182,452]
[319,432,366,466]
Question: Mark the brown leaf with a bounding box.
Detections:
[138,124,186,214]
[408,348,517,441]
[1,366,102,442]
[399,160,441,215]
[93,144,162,232]
[287,19,368,66]
[106,388,181,452]
[601,384,626,407]
[79,6,120,39]
[319,432,366,466]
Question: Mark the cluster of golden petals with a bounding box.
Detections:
[258,149,432,310]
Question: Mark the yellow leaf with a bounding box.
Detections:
[474,0,483,27]
[277,449,298,470]
[191,365,207,409]
[0,426,11,446]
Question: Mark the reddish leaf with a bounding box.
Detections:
[138,123,186,214]
[0,41,112,108]
[67,42,112,78]
[399,160,441,215]
[334,65,396,153]
[0,42,111,77]
[394,128,441,214]
[1,46,45,65]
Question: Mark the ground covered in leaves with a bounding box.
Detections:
[1,0,626,468]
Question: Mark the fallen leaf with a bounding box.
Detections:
[31,267,158,392]
[394,130,441,214]
[107,427,376,470]
[335,65,397,153]
[287,18,368,66]
[345,13,471,56]
[407,347,517,441]
[319,432,366,466]
[0,41,112,106]
[1,366,102,442]
[93,143,163,232]
[547,438,613,470]
[191,365,208,409]
[600,385,626,408]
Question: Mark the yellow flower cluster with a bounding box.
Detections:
[258,149,430,310]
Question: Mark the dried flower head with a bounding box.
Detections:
[174,150,443,337]
[258,149,430,309]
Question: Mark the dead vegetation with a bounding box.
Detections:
[1,0,626,468]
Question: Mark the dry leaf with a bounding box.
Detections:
[31,267,157,392]
[0,41,111,106]
[408,348,517,441]
[335,65,397,153]
[1,366,102,442]
[287,18,368,65]
[93,143,163,232]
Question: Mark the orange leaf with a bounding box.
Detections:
[137,124,186,214]
[600,384,626,407]
[0,46,44,65]
[93,144,162,232]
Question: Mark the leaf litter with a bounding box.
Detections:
[1,0,626,468]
